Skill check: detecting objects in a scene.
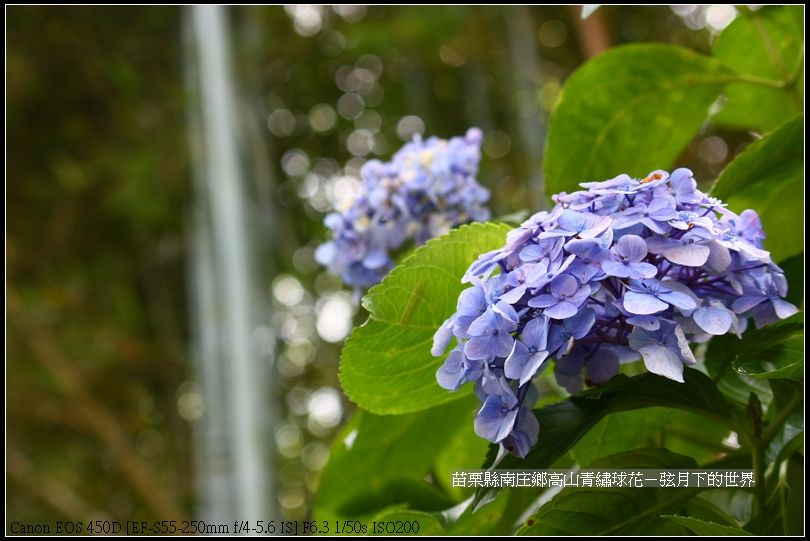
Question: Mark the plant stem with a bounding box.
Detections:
[761,390,803,446]
[751,441,767,515]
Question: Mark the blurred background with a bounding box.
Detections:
[7,4,745,526]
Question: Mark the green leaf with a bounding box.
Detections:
[367,508,444,536]
[728,313,803,381]
[684,496,746,529]
[544,44,732,195]
[660,411,735,465]
[705,334,774,410]
[570,408,674,466]
[313,396,477,520]
[517,448,700,535]
[712,6,803,132]
[474,369,731,508]
[339,222,511,414]
[573,409,732,467]
[433,412,492,500]
[710,115,804,262]
[444,489,530,535]
[662,516,754,536]
[746,453,803,535]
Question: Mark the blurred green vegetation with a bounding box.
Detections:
[7,5,748,525]
[8,6,191,522]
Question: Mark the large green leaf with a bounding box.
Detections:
[662,516,754,536]
[313,396,477,521]
[712,6,803,132]
[710,115,804,261]
[517,448,700,535]
[339,222,511,414]
[474,369,731,508]
[570,408,674,466]
[544,44,732,195]
[433,413,492,500]
[571,408,731,467]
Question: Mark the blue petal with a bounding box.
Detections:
[522,317,549,349]
[615,234,648,262]
[544,301,579,320]
[464,335,496,360]
[660,289,697,311]
[623,292,668,315]
[431,317,455,356]
[586,351,620,384]
[502,407,540,458]
[663,243,711,266]
[436,350,465,390]
[627,315,660,331]
[567,308,596,339]
[601,260,632,278]
[503,340,529,380]
[773,298,799,319]
[474,395,519,442]
[693,305,733,335]
[731,294,765,314]
[457,285,487,316]
[630,337,685,382]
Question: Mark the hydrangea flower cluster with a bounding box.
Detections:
[316,128,491,291]
[432,168,797,458]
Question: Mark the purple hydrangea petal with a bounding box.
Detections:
[502,407,540,458]
[627,315,661,331]
[624,292,669,314]
[475,394,519,442]
[544,301,581,320]
[586,350,620,385]
[773,298,799,319]
[432,317,455,356]
[693,302,734,335]
[436,349,466,391]
[629,323,695,382]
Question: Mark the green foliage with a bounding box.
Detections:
[339,222,511,414]
[570,408,673,466]
[662,515,754,536]
[544,44,732,195]
[313,396,477,521]
[710,115,804,261]
[472,370,731,507]
[707,313,803,383]
[712,6,804,131]
[517,448,700,535]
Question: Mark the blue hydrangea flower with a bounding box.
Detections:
[433,167,797,458]
[623,278,697,315]
[317,128,490,292]
[628,321,696,382]
[602,235,657,279]
[504,316,549,385]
